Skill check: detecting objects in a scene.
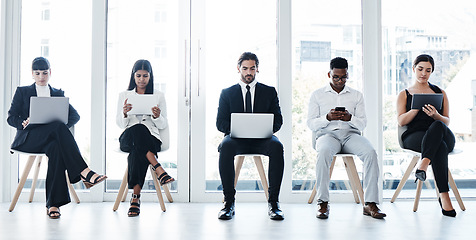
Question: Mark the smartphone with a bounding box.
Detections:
[335,107,346,112]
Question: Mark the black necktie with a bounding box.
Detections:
[245,85,252,113]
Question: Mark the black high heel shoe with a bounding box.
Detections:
[438,198,456,217]
[414,169,426,183]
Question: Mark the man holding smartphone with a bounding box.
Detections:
[307,57,386,219]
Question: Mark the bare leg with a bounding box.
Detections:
[417,157,431,172]
[440,192,455,211]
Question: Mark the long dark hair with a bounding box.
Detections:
[127,59,154,94]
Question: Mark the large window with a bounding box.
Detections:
[382,0,476,197]
[17,0,92,191]
[291,0,363,193]
[105,0,180,193]
[203,0,277,192]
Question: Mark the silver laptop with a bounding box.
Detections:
[230,113,274,139]
[127,94,158,115]
[28,97,69,125]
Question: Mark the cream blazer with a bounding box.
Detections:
[116,89,168,142]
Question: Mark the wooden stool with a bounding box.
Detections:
[390,149,466,212]
[112,164,173,212]
[9,151,80,212]
[307,154,364,205]
[393,125,465,212]
[234,154,269,200]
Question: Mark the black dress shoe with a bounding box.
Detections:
[316,202,330,219]
[218,201,235,220]
[268,202,284,220]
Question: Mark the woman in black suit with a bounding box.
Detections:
[396,54,456,217]
[7,57,107,219]
[116,59,174,217]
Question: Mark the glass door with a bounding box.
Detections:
[190,0,278,202]
[15,0,93,200]
[104,0,190,202]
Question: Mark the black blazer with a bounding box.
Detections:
[216,82,283,136]
[7,83,80,149]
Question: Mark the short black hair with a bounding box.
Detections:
[330,57,348,70]
[127,59,154,94]
[237,52,259,67]
[413,54,435,72]
[32,57,50,71]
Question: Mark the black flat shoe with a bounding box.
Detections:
[438,198,456,217]
[218,201,235,220]
[414,169,426,183]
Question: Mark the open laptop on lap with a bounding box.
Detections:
[230,113,274,139]
[27,97,69,127]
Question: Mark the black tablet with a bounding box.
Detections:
[411,93,443,110]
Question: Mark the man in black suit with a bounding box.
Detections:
[216,52,284,220]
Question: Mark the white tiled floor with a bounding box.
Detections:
[1,199,474,240]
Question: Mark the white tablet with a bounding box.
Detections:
[127,95,158,115]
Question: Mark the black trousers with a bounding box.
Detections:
[12,122,88,208]
[119,124,162,189]
[402,120,455,193]
[218,135,284,203]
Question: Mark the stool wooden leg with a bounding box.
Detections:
[162,184,174,203]
[308,156,337,204]
[391,155,419,203]
[308,184,317,204]
[29,156,43,203]
[342,161,359,203]
[113,167,128,211]
[253,156,269,200]
[413,179,423,212]
[9,156,36,212]
[234,156,245,187]
[65,171,80,203]
[150,166,166,212]
[343,156,364,205]
[448,170,465,211]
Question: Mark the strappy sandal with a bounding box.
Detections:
[128,194,141,217]
[152,163,175,185]
[46,207,61,219]
[81,170,107,189]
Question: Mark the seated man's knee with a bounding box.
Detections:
[218,137,238,153]
[316,147,335,160]
[269,138,284,153]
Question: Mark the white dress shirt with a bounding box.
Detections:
[116,89,168,142]
[307,84,366,133]
[238,80,257,112]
